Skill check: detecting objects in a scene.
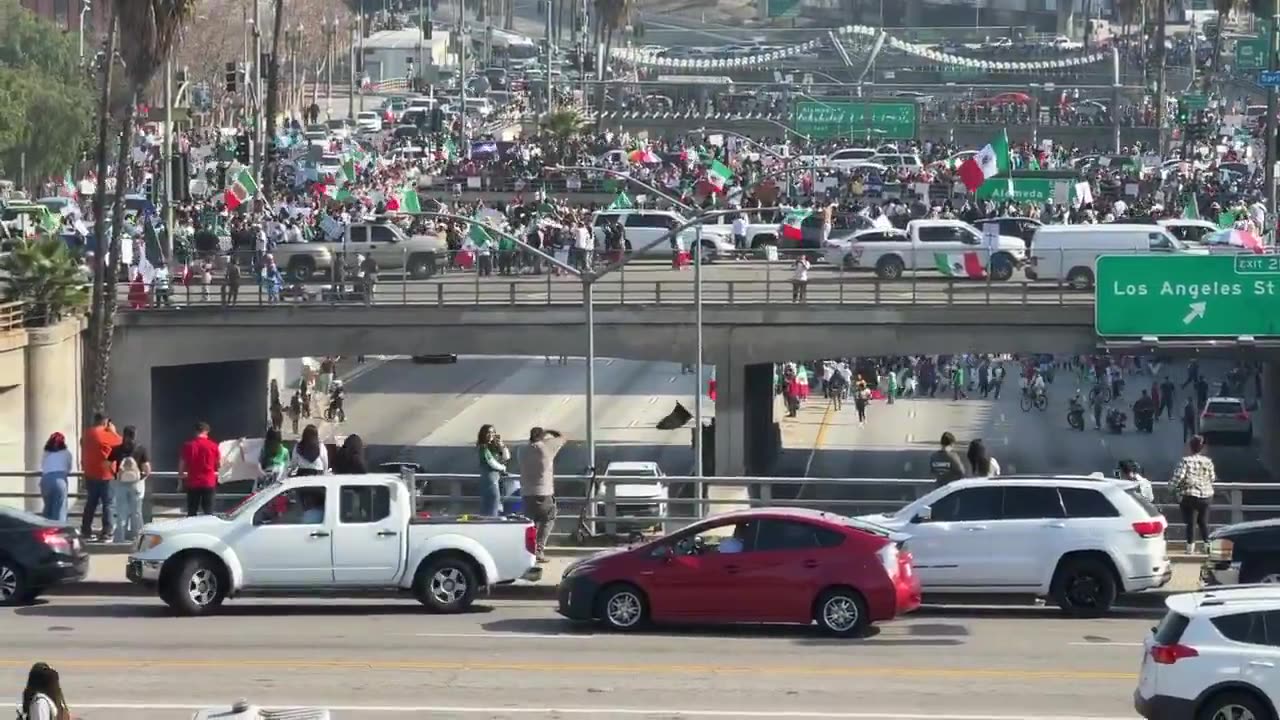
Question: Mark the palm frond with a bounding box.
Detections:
[115,0,199,89]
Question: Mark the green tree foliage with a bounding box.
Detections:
[0,237,90,326]
[0,0,93,185]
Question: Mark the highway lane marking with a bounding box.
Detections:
[65,706,1139,719]
[0,658,1137,681]
[801,401,837,480]
[669,376,678,383]
[904,433,913,443]
[628,419,638,427]
[903,461,912,472]
[561,396,572,405]
[648,396,658,404]
[414,632,595,640]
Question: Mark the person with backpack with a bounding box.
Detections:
[17,662,70,720]
[108,426,150,543]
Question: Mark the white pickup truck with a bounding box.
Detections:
[825,219,1027,280]
[126,474,537,616]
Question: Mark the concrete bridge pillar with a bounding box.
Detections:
[714,360,779,477]
[1056,0,1075,36]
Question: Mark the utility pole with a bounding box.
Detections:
[1154,0,1167,157]
[1268,5,1279,215]
[459,0,469,153]
[348,20,356,119]
[544,0,553,113]
[418,0,425,88]
[252,0,263,179]
[78,0,91,60]
[326,19,335,108]
[163,59,174,260]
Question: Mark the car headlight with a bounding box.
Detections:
[562,563,597,580]
[135,534,164,552]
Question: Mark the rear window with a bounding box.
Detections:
[1206,401,1243,414]
[1059,487,1120,518]
[1127,490,1162,517]
[1153,611,1191,645]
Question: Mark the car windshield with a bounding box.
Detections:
[1206,401,1243,414]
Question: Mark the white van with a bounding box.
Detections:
[1026,224,1207,289]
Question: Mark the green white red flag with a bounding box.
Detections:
[224,169,258,210]
[934,252,985,278]
[782,208,811,240]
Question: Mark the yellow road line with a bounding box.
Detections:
[801,400,836,480]
[0,658,1137,681]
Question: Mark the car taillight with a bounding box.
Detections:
[877,543,900,579]
[1150,643,1198,664]
[1209,537,1234,561]
[1132,520,1165,538]
[525,525,537,555]
[1236,412,1250,420]
[33,527,71,554]
[1202,412,1216,418]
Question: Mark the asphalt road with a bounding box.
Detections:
[1,595,1152,719]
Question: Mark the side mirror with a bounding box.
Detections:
[911,506,932,524]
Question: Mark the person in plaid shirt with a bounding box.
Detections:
[1170,435,1217,554]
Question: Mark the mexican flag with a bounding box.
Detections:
[399,187,421,213]
[609,191,633,210]
[705,158,733,192]
[224,169,258,210]
[782,208,811,240]
[958,129,1011,193]
[935,252,985,278]
[342,159,357,184]
[1182,194,1201,221]
[469,214,494,246]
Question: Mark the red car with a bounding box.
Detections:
[557,508,921,636]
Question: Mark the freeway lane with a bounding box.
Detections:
[2,596,1148,719]
[340,355,704,478]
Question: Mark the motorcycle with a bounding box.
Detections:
[1067,406,1085,431]
[1134,407,1154,434]
[1105,408,1127,434]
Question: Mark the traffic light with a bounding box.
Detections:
[235,134,251,164]
[224,62,237,92]
[1175,99,1188,125]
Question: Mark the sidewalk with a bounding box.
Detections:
[54,543,1203,607]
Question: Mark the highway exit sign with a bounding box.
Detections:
[1095,255,1280,337]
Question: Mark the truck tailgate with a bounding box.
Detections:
[407,518,536,584]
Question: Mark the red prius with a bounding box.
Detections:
[557,508,921,636]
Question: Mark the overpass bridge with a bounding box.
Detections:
[106,272,1280,477]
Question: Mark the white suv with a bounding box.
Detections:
[860,476,1172,615]
[1136,586,1280,720]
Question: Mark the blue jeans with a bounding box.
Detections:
[479,470,502,516]
[40,472,68,523]
[80,479,113,537]
[111,480,143,542]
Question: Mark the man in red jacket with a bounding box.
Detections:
[178,422,220,516]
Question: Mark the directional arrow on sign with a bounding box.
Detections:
[1183,302,1207,325]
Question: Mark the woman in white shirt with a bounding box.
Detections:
[19,662,70,720]
[966,439,1001,478]
[39,432,73,523]
[290,424,329,476]
[791,256,810,302]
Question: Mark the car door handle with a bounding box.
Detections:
[802,560,819,569]
[1249,660,1276,668]
[377,530,398,537]
[966,526,988,531]
[725,565,740,574]
[309,530,331,538]
[1045,522,1067,529]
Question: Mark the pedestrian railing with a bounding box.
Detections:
[0,471,1274,542]
[0,301,24,332]
[111,246,1131,310]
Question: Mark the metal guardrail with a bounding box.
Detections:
[0,471,1276,542]
[0,301,24,331]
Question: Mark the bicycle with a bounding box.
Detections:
[1020,389,1049,412]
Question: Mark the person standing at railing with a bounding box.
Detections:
[80,413,121,542]
[476,425,510,517]
[1171,435,1217,555]
[107,426,150,543]
[519,426,566,564]
[39,432,73,523]
[178,421,221,517]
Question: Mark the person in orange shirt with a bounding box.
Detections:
[81,413,122,541]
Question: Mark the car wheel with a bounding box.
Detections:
[1052,557,1117,617]
[1066,267,1094,290]
[1240,560,1280,584]
[0,560,29,606]
[408,253,437,280]
[1196,690,1272,720]
[842,253,858,271]
[814,588,869,637]
[988,254,1014,281]
[415,556,478,613]
[289,257,317,282]
[163,556,225,616]
[597,583,647,631]
[875,255,905,280]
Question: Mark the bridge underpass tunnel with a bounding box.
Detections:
[147,360,271,475]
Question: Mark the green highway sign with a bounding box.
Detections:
[767,0,801,17]
[1237,39,1266,70]
[1183,93,1208,110]
[1095,255,1280,337]
[792,101,918,140]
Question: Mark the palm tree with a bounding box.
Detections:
[87,0,197,415]
[544,107,586,139]
[86,18,118,404]
[264,0,287,203]
[1,239,91,327]
[592,0,628,127]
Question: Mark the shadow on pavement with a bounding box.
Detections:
[15,601,499,619]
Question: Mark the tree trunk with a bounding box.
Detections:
[1155,0,1166,156]
[1210,18,1224,88]
[594,26,612,131]
[263,0,286,203]
[89,96,136,417]
[87,16,119,416]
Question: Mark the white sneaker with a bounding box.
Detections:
[1185,543,1195,554]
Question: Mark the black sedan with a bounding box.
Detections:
[1203,517,1280,586]
[0,506,89,605]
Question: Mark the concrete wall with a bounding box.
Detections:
[0,318,83,511]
